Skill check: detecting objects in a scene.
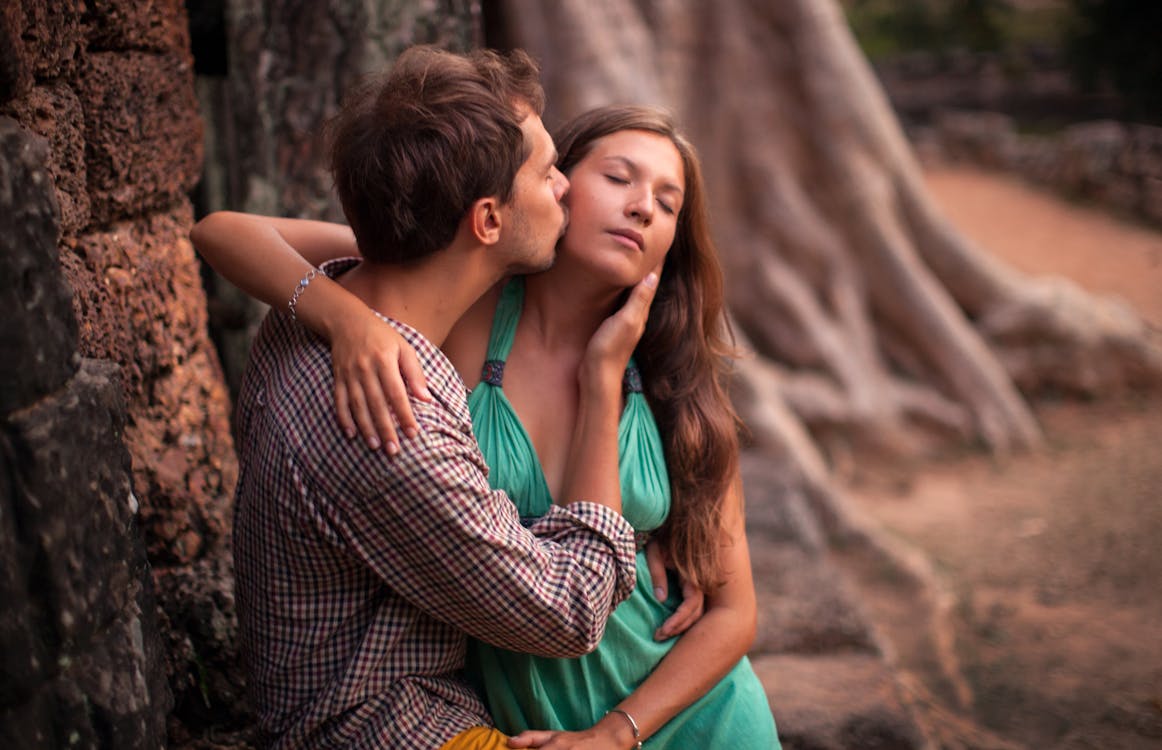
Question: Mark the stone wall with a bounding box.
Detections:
[3,0,486,745]
[0,112,172,750]
[875,47,1126,129]
[1,0,240,745]
[869,45,1162,230]
[917,110,1162,228]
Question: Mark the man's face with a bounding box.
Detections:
[502,113,570,274]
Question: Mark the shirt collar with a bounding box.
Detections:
[321,258,471,426]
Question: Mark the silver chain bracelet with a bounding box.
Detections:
[288,267,320,321]
[606,708,643,749]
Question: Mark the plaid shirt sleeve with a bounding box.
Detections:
[323,408,638,658]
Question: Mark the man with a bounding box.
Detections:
[200,47,653,749]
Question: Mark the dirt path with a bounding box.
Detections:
[925,167,1162,327]
[845,168,1162,749]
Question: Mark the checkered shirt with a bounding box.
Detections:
[232,260,637,749]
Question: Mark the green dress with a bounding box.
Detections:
[464,278,779,748]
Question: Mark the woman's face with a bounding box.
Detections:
[558,129,685,288]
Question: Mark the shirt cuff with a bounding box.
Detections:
[530,502,638,607]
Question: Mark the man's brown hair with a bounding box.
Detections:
[328,46,545,264]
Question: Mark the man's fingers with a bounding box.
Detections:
[657,585,705,640]
[656,599,698,640]
[507,730,554,748]
[645,541,668,602]
[655,577,706,640]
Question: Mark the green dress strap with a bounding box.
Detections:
[469,278,554,514]
[481,278,525,372]
[468,277,669,532]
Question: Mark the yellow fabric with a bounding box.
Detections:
[440,726,510,750]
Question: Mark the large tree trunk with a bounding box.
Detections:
[488,0,1162,473]
[486,5,1162,743]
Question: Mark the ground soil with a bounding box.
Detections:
[843,167,1162,749]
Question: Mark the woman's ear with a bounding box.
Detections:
[469,196,503,245]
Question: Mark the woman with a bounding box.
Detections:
[194,105,778,748]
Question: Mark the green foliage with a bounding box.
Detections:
[843,0,941,58]
[1065,0,1162,122]
[843,0,1018,60]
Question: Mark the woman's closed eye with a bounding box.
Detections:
[607,174,676,214]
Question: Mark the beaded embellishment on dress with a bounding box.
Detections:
[481,360,506,386]
[623,365,643,394]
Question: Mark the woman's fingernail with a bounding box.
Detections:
[404,427,419,440]
[644,273,658,288]
[367,436,381,450]
[345,428,357,440]
[386,441,400,455]
[654,587,665,600]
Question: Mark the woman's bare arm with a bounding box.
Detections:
[508,472,758,748]
[555,274,660,517]
[190,212,429,451]
[190,212,358,327]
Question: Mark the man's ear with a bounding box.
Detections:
[469,196,503,245]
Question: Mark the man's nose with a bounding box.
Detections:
[554,168,570,200]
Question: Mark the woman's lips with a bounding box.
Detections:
[608,228,644,251]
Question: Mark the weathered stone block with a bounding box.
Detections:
[0,2,33,103]
[72,612,169,748]
[126,347,236,565]
[1128,124,1162,180]
[65,207,207,393]
[0,117,77,414]
[0,0,85,103]
[1,357,171,748]
[0,447,51,703]
[0,685,95,749]
[61,206,237,564]
[753,654,925,750]
[86,0,191,54]
[156,555,248,734]
[77,51,202,224]
[4,360,137,645]
[743,467,826,553]
[750,544,880,656]
[934,109,1017,168]
[1061,120,1127,188]
[1090,175,1143,216]
[4,83,90,235]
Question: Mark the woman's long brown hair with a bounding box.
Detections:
[555,105,741,590]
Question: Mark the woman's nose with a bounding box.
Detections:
[627,192,653,225]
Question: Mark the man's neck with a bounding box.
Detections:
[338,250,497,347]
